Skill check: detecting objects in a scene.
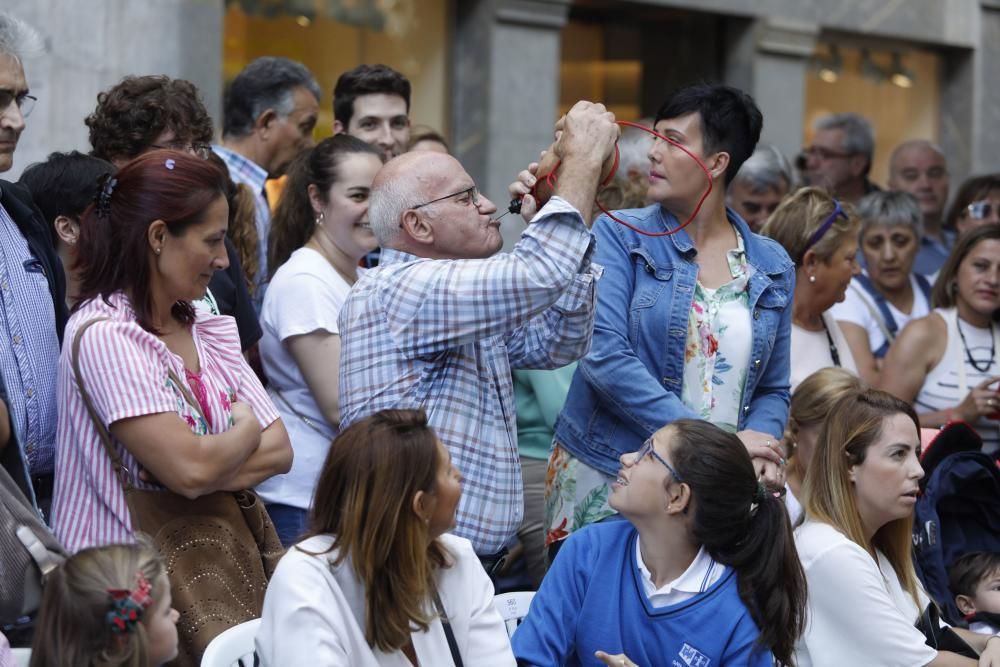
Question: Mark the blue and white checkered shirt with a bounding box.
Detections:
[213,145,270,308]
[0,198,60,475]
[339,197,601,554]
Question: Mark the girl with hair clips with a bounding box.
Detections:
[761,186,861,391]
[50,150,291,553]
[257,134,383,545]
[513,419,807,667]
[795,388,1000,665]
[781,367,865,524]
[880,225,1000,454]
[255,409,515,666]
[30,540,179,667]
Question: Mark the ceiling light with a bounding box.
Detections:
[889,52,914,88]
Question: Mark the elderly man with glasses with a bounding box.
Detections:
[338,101,618,568]
[798,112,881,204]
[0,12,66,516]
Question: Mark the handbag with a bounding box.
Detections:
[916,602,979,658]
[71,318,284,666]
[0,460,65,627]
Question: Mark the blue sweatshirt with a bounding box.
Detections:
[512,521,772,667]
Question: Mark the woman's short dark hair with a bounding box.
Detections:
[86,75,214,163]
[75,150,227,333]
[655,82,763,185]
[669,419,806,666]
[18,151,115,245]
[944,173,1000,230]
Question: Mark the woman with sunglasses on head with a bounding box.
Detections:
[946,174,1000,239]
[545,84,795,559]
[795,388,1000,665]
[513,419,806,667]
[880,225,1000,454]
[256,135,384,545]
[761,186,861,391]
[255,409,514,666]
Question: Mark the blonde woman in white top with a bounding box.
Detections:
[761,186,861,391]
[881,225,1000,453]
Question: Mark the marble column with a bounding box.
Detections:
[724,17,819,165]
[452,0,571,249]
[4,0,223,179]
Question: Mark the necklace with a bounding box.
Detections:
[306,240,356,286]
[955,316,995,373]
[819,316,842,368]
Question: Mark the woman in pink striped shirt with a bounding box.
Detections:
[51,150,292,553]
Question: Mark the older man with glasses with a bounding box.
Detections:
[798,112,881,204]
[0,12,66,517]
[338,101,618,569]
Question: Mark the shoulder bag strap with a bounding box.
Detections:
[71,317,133,491]
[855,274,900,339]
[433,589,464,667]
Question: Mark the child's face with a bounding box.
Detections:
[970,569,1000,615]
[144,574,179,666]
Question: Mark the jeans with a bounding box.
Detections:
[266,503,309,548]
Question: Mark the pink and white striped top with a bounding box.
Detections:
[51,292,279,553]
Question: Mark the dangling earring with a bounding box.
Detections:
[808,274,816,284]
[315,211,325,226]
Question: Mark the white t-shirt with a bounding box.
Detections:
[255,533,516,667]
[790,311,858,392]
[830,274,931,356]
[794,520,936,667]
[257,248,355,509]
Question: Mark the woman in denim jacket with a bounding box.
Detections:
[546,84,795,558]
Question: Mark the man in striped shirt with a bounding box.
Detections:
[339,101,618,561]
[0,13,66,514]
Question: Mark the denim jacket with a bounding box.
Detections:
[553,205,795,476]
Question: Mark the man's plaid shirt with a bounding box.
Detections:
[339,197,600,554]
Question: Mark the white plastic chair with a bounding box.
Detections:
[200,618,261,667]
[493,591,535,639]
[11,648,30,667]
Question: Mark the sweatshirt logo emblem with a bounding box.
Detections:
[679,643,711,667]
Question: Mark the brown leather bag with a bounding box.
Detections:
[71,318,284,666]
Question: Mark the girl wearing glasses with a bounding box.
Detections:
[513,419,806,667]
[880,225,1000,453]
[761,186,861,391]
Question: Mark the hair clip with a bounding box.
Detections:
[94,174,118,219]
[164,158,175,170]
[106,571,154,635]
[753,481,768,503]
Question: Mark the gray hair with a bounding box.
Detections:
[888,139,946,179]
[857,190,923,240]
[222,57,320,138]
[730,143,793,194]
[814,112,875,165]
[368,171,426,247]
[0,12,43,62]
[617,118,654,176]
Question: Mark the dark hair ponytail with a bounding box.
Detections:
[671,419,806,666]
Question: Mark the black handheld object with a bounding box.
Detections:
[508,198,523,215]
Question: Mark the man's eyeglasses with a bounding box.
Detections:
[150,142,213,160]
[412,185,480,210]
[0,91,36,118]
[800,145,853,161]
[965,200,999,221]
[635,438,683,483]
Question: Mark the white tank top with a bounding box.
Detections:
[915,308,1000,453]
